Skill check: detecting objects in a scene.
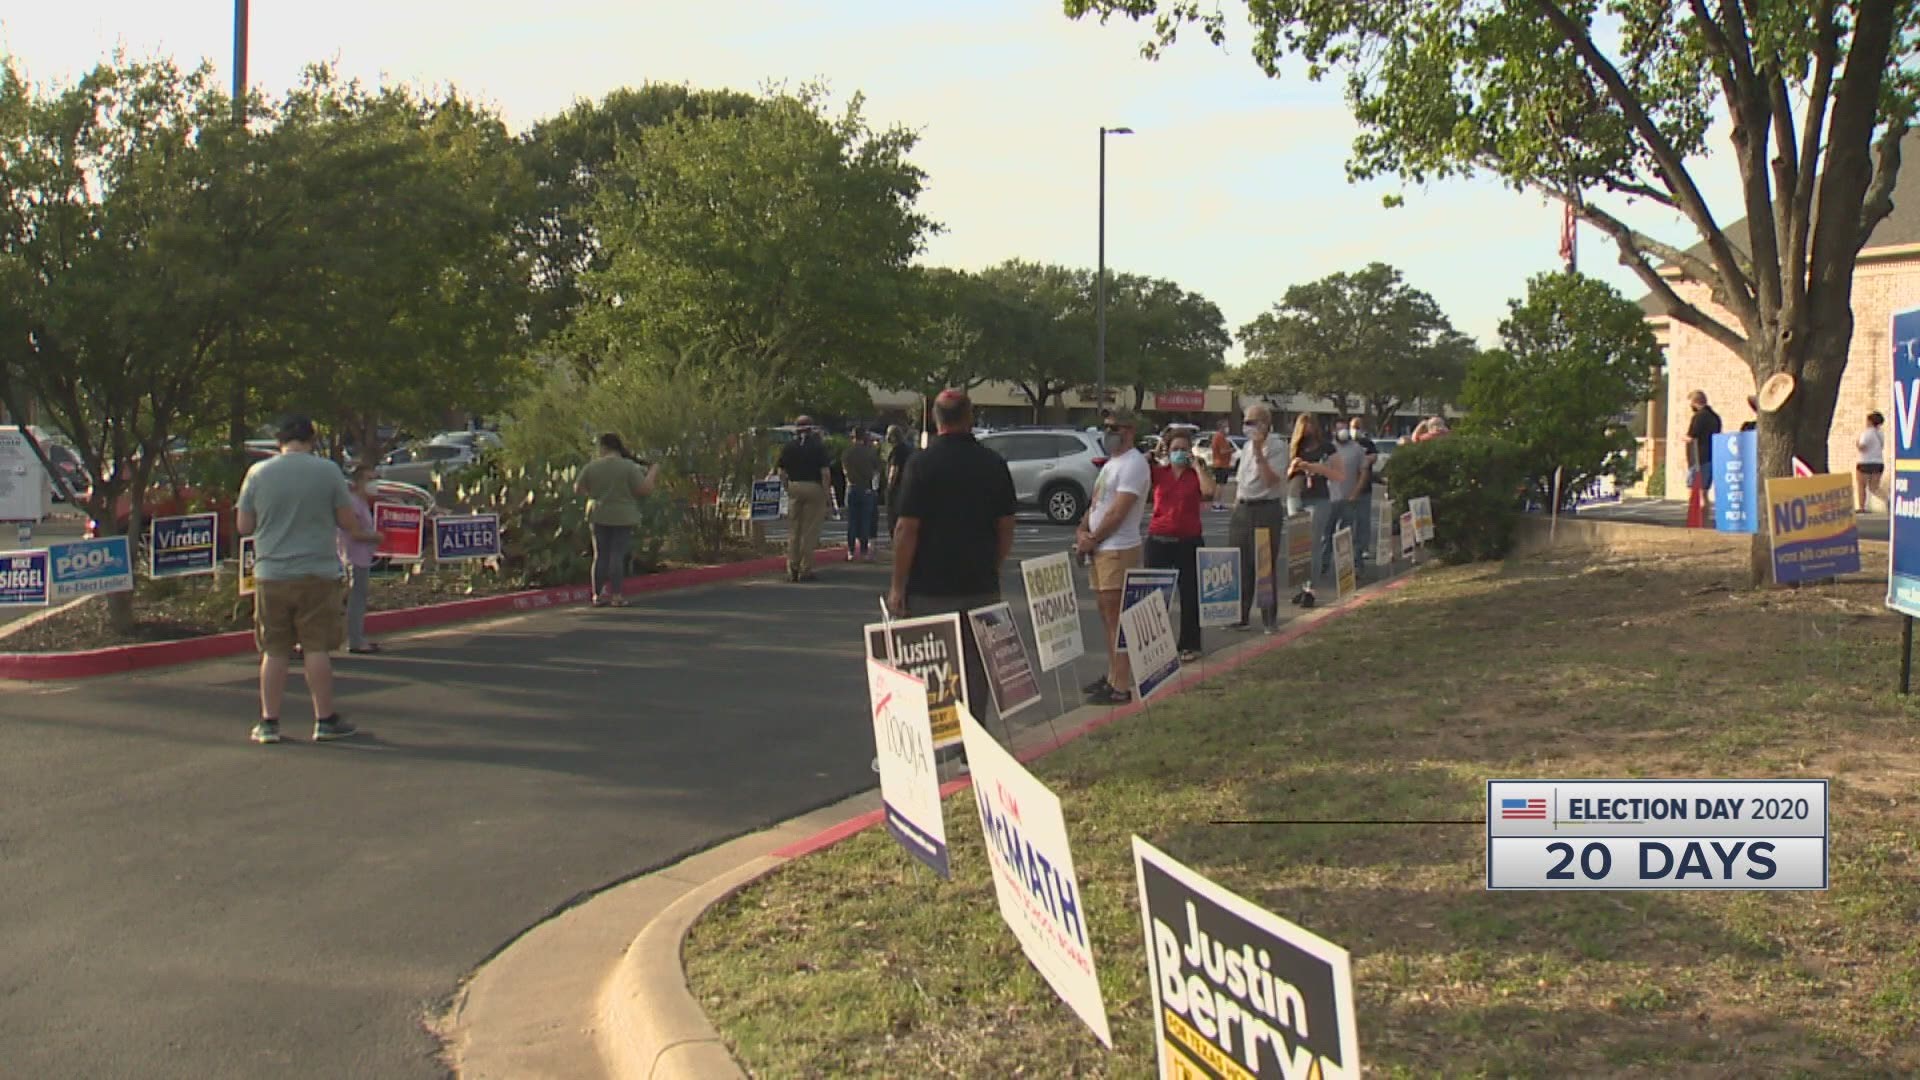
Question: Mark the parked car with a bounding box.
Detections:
[42,442,92,502]
[1195,431,1245,471]
[1369,437,1400,480]
[377,442,478,487]
[977,427,1109,525]
[428,429,504,452]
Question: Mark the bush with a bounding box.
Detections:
[1384,434,1528,563]
[454,457,672,588]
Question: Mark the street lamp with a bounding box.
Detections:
[1096,125,1133,420]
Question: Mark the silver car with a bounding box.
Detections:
[978,428,1107,525]
[377,442,477,487]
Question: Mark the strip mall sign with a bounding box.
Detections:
[1154,389,1206,411]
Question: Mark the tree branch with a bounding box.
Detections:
[1788,0,1839,313]
[1559,190,1752,359]
[1858,119,1910,251]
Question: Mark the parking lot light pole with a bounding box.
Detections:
[1096,125,1132,420]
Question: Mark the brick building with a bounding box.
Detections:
[1644,152,1920,497]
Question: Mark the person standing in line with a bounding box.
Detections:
[841,427,882,562]
[1208,418,1235,511]
[1286,414,1332,608]
[1147,429,1215,661]
[574,433,660,607]
[1076,407,1151,704]
[1346,416,1379,565]
[1231,403,1291,631]
[237,415,372,745]
[1858,411,1888,512]
[777,417,833,582]
[1741,395,1760,433]
[337,462,386,654]
[884,424,914,536]
[1685,391,1722,508]
[1293,422,1361,586]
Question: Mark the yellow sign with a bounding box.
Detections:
[237,535,257,597]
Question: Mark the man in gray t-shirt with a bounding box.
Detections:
[1295,427,1370,578]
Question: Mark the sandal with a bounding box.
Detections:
[348,644,383,655]
[1085,684,1132,705]
[1178,650,1201,663]
[1082,675,1111,695]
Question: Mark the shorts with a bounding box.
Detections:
[1859,463,1885,475]
[1090,545,1143,591]
[1212,467,1233,485]
[254,576,346,658]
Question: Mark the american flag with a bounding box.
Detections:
[1792,456,1814,478]
[1501,797,1548,820]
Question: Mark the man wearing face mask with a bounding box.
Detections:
[1076,407,1151,704]
[1346,416,1379,565]
[1229,401,1290,631]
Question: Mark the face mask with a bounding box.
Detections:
[1170,450,1191,466]
[1104,431,1130,454]
[1334,429,1353,443]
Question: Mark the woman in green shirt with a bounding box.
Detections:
[573,433,660,607]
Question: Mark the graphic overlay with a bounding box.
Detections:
[1712,431,1758,534]
[865,614,969,748]
[1021,552,1085,672]
[47,536,133,602]
[962,707,1112,1046]
[867,658,949,878]
[1486,780,1828,890]
[1254,528,1276,610]
[1117,568,1178,652]
[1133,837,1361,1080]
[373,502,425,561]
[1764,475,1861,584]
[150,512,218,578]
[1283,512,1313,591]
[1890,305,1920,616]
[750,479,783,522]
[1120,588,1181,701]
[1196,547,1241,627]
[237,535,257,597]
[0,549,49,606]
[966,602,1043,721]
[435,513,502,562]
[1332,526,1356,600]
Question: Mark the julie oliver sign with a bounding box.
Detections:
[47,536,133,602]
[962,707,1112,1046]
[750,479,784,522]
[373,502,425,561]
[1712,430,1758,534]
[1486,779,1828,890]
[867,658,949,879]
[1133,837,1361,1080]
[237,535,257,597]
[1020,552,1084,672]
[966,602,1042,721]
[1764,474,1860,584]
[1120,587,1181,701]
[150,512,218,578]
[1889,304,1920,616]
[0,549,50,606]
[1117,567,1178,652]
[435,513,502,562]
[865,614,968,748]
[1196,547,1241,627]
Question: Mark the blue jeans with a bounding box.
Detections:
[845,488,878,553]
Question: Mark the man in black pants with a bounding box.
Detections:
[1228,401,1290,632]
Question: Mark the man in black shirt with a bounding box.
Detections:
[1685,391,1723,500]
[1740,394,1759,433]
[776,416,832,582]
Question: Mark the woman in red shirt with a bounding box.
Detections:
[1147,430,1216,662]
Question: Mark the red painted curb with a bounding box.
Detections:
[0,547,846,682]
[769,573,1417,861]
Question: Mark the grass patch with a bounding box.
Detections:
[685,546,1920,1077]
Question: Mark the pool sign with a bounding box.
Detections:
[150,512,219,578]
[0,549,49,606]
[1196,547,1241,627]
[435,513,501,562]
[1712,431,1759,533]
[1889,305,1920,616]
[47,535,133,602]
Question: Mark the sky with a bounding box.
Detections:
[0,0,1744,363]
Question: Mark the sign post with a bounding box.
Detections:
[434,513,502,563]
[1116,567,1177,652]
[374,502,426,562]
[1195,547,1241,627]
[965,602,1043,721]
[150,512,219,578]
[0,549,50,606]
[1713,431,1759,533]
[1019,552,1084,672]
[1887,305,1920,691]
[866,658,950,878]
[1763,474,1860,585]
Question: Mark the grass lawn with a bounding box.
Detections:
[684,543,1920,1078]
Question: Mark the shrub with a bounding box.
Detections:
[1384,433,1528,563]
[454,457,672,587]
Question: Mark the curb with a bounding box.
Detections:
[0,547,845,682]
[604,569,1420,1077]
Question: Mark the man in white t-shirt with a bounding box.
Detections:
[1075,406,1150,704]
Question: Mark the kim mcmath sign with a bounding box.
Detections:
[1486,779,1829,891]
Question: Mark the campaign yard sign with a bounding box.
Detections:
[750,479,784,522]
[47,536,132,602]
[237,535,257,597]
[865,614,969,748]
[1021,552,1084,672]
[374,502,425,561]
[1117,567,1178,652]
[1254,528,1276,610]
[1713,430,1759,534]
[1121,587,1182,701]
[1765,474,1861,585]
[150,512,218,578]
[1410,496,1436,542]
[1333,525,1357,600]
[966,602,1043,721]
[1890,305,1920,616]
[1399,511,1416,558]
[867,658,949,879]
[1196,547,1241,627]
[1283,512,1313,589]
[435,513,502,562]
[962,707,1112,1047]
[0,549,49,606]
[1372,490,1394,561]
[1133,837,1360,1080]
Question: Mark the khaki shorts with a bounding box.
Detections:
[254,577,346,658]
[1090,545,1143,591]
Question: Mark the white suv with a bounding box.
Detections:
[978,428,1108,525]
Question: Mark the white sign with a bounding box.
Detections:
[1373,491,1394,561]
[1410,496,1435,542]
[962,706,1112,1046]
[1119,587,1181,701]
[0,430,51,522]
[1020,551,1084,672]
[1486,779,1829,890]
[867,658,950,878]
[1332,525,1356,600]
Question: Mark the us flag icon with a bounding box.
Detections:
[1501,797,1547,820]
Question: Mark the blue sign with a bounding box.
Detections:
[0,549,50,606]
[750,479,783,522]
[435,513,501,562]
[1196,547,1240,627]
[1891,306,1920,616]
[1713,431,1758,533]
[47,535,133,602]
[1116,567,1177,652]
[150,512,219,578]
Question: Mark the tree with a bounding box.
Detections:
[890,267,1018,422]
[579,88,934,413]
[1234,263,1472,427]
[1066,0,1920,583]
[1462,273,1663,508]
[1104,274,1232,411]
[978,260,1094,421]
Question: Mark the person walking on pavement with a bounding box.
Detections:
[1077,407,1151,704]
[237,415,373,745]
[885,423,914,536]
[1231,402,1292,630]
[337,462,386,654]
[1208,418,1235,511]
[574,433,660,607]
[1858,411,1888,512]
[841,428,882,562]
[1286,414,1332,608]
[1147,429,1215,661]
[778,417,833,582]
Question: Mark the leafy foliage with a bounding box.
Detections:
[978,260,1093,418]
[1385,433,1529,563]
[1104,273,1232,410]
[454,456,668,588]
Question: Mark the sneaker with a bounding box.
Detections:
[1082,674,1112,695]
[1299,591,1316,609]
[1178,649,1202,663]
[250,720,281,744]
[1086,684,1133,705]
[846,550,857,562]
[312,716,362,742]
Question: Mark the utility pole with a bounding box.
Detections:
[227,0,251,464]
[1095,125,1132,421]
